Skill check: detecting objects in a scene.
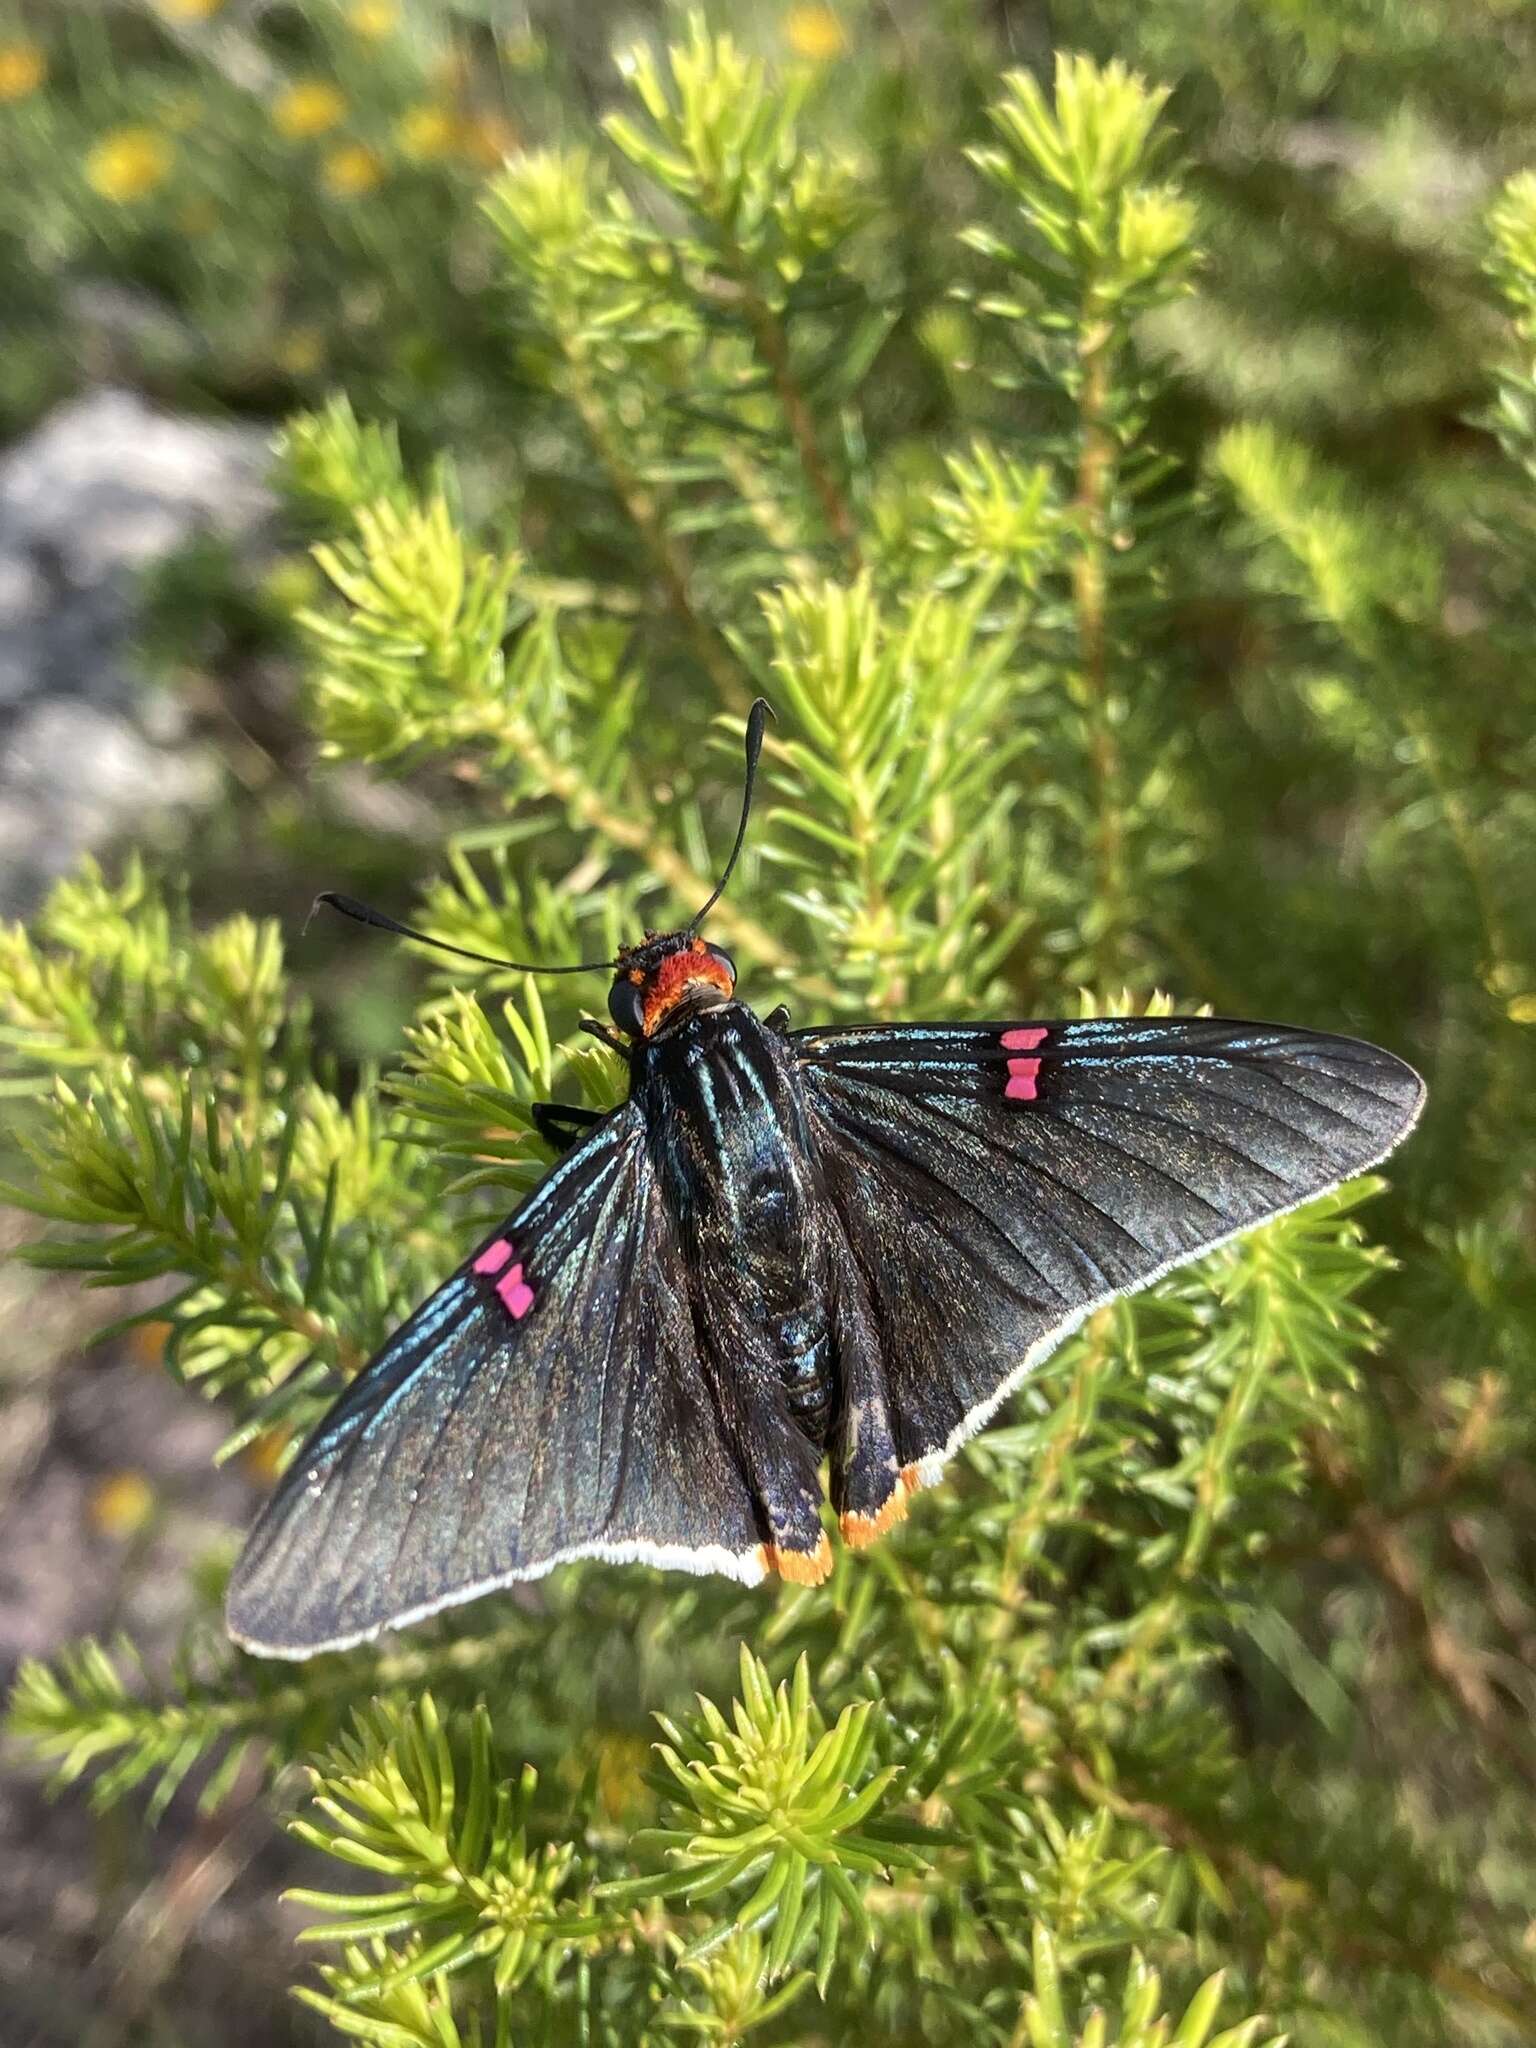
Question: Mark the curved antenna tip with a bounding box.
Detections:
[687,699,775,933]
[302,890,343,939]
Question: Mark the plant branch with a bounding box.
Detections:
[1064,1756,1536,2040]
[562,347,752,713]
[739,286,862,571]
[1071,312,1127,985]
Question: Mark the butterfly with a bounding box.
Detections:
[227,701,1425,1657]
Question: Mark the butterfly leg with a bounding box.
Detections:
[763,1005,793,1033]
[531,1101,604,1155]
[579,1019,630,1055]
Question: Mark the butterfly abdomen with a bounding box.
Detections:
[774,1303,836,1441]
[634,1002,842,1565]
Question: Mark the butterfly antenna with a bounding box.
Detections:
[687,697,773,934]
[304,893,614,975]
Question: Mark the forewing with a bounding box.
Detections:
[794,1016,1424,1486]
[227,1107,765,1657]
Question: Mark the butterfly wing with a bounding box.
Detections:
[793,1016,1424,1518]
[227,1107,769,1657]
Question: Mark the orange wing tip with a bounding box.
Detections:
[838,1470,916,1550]
[757,1533,834,1585]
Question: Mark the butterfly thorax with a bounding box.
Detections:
[633,1000,838,1444]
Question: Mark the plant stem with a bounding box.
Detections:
[1064,1755,1536,2038]
[715,441,820,585]
[561,348,751,714]
[740,286,862,572]
[991,1310,1114,1639]
[1071,312,1127,984]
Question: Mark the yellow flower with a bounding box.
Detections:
[90,1471,156,1540]
[86,126,174,203]
[396,102,457,161]
[501,28,543,72]
[275,327,325,375]
[322,141,383,196]
[458,110,519,169]
[273,78,346,140]
[784,4,847,60]
[177,195,219,234]
[0,40,47,101]
[128,1320,171,1369]
[243,1429,292,1486]
[347,0,399,36]
[156,0,224,19]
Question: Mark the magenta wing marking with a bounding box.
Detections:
[1001,1026,1049,1102]
[496,1265,536,1319]
[471,1237,536,1316]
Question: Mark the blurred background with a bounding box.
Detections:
[2,1,1534,2044]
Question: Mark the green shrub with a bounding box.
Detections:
[4,12,1535,2045]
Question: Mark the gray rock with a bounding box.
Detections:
[0,386,274,914]
[0,701,219,910]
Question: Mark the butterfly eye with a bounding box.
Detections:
[607,977,648,1037]
[705,944,736,987]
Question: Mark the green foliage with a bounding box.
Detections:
[4,11,1536,2048]
[759,572,1032,1010]
[0,0,538,439]
[602,1648,931,1986]
[287,1698,598,2009]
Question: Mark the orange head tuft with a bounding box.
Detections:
[641,938,734,1033]
[606,934,737,1038]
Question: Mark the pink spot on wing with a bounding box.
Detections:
[1001,1026,1047,1102]
[473,1238,514,1276]
[1005,1058,1042,1100]
[495,1263,535,1320]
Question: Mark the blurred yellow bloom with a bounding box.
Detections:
[177,196,219,234]
[128,1320,171,1368]
[322,141,383,196]
[459,110,519,169]
[347,0,399,36]
[90,1470,156,1539]
[273,78,346,139]
[397,103,458,160]
[501,28,543,72]
[157,0,224,18]
[275,327,325,375]
[86,126,174,202]
[784,5,847,59]
[0,41,47,101]
[593,1730,652,1820]
[243,1429,292,1486]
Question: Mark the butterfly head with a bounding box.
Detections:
[607,934,736,1039]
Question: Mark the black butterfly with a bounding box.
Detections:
[227,702,1425,1657]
